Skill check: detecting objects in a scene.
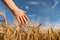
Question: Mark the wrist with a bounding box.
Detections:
[12,6,18,11]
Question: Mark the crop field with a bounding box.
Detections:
[0,10,60,40]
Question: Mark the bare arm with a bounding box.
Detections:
[2,0,29,25]
[2,0,17,11]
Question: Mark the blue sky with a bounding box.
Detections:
[0,0,60,27]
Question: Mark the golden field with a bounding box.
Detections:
[0,22,60,40]
[0,10,60,40]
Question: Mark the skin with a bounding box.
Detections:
[2,0,29,25]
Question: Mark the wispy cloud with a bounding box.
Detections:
[40,2,47,6]
[29,1,39,5]
[50,0,59,10]
[25,1,47,10]
[26,1,47,6]
[28,14,36,17]
[25,5,29,9]
[45,0,59,14]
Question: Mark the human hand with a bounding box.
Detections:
[13,8,29,25]
[2,0,29,25]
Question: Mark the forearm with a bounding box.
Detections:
[2,0,18,11]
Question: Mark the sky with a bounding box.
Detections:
[0,0,60,27]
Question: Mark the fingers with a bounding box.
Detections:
[22,15,28,24]
[24,14,29,21]
[18,14,28,25]
[19,16,24,24]
[16,17,21,24]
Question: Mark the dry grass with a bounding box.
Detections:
[0,10,60,40]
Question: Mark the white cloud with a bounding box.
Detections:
[30,1,39,5]
[45,0,59,14]
[25,1,47,10]
[40,2,47,6]
[28,14,36,17]
[28,1,47,6]
[50,0,59,10]
[25,5,29,9]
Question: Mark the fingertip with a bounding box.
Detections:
[24,14,29,21]
[20,16,25,25]
[17,17,21,25]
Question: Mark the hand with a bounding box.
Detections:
[2,0,29,25]
[13,8,29,25]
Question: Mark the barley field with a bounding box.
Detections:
[0,10,60,40]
